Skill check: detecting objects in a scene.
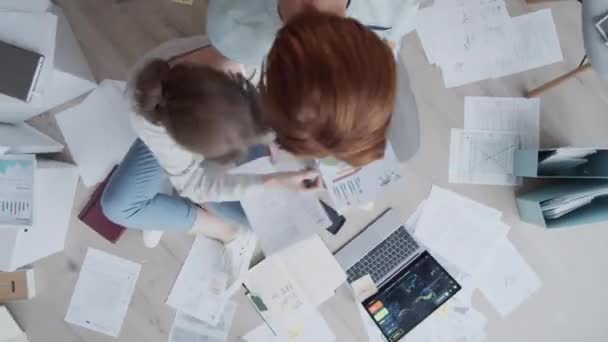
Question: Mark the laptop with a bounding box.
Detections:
[0,40,45,103]
[335,208,460,342]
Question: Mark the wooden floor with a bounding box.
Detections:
[8,0,608,341]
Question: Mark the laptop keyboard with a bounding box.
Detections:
[346,226,419,284]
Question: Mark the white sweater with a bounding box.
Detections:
[127,36,264,204]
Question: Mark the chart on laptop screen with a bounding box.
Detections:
[363,252,460,342]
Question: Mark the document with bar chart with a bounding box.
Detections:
[319,143,402,212]
[0,154,35,226]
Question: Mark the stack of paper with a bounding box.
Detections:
[56,80,137,187]
[541,187,608,219]
[417,0,563,88]
[412,186,542,332]
[65,249,141,337]
[232,157,331,255]
[318,143,402,212]
[449,96,540,186]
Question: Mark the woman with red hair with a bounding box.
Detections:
[206,0,421,166]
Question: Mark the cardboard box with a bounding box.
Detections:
[0,269,35,301]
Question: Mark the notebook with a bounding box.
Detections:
[0,41,44,102]
[78,167,126,243]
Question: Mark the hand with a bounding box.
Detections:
[262,170,322,192]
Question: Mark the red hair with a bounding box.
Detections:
[261,10,397,166]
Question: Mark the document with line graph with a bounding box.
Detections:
[449,129,520,186]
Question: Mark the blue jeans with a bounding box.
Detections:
[101,139,267,231]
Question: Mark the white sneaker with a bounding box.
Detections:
[142,230,164,248]
[224,228,258,295]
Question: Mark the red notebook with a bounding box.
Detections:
[78,167,126,243]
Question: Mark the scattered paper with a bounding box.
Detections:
[414,186,507,275]
[277,235,346,305]
[319,143,401,212]
[244,305,336,342]
[351,275,378,302]
[464,97,541,150]
[0,11,57,97]
[449,128,520,185]
[56,80,137,187]
[233,157,331,255]
[417,1,563,87]
[0,123,63,155]
[0,155,35,226]
[476,239,542,316]
[407,303,487,342]
[65,249,141,337]
[169,302,237,342]
[167,236,230,326]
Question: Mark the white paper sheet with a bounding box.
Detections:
[243,324,279,342]
[244,305,335,342]
[493,9,563,79]
[56,80,137,186]
[0,11,57,97]
[414,186,507,275]
[0,155,35,226]
[0,123,63,154]
[276,235,346,306]
[167,236,230,326]
[233,157,331,255]
[169,302,237,342]
[417,1,563,88]
[476,239,542,316]
[319,143,401,212]
[406,301,487,342]
[65,249,141,337]
[464,96,541,150]
[449,129,521,185]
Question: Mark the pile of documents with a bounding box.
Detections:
[449,96,540,186]
[416,0,563,87]
[537,148,598,176]
[406,186,542,341]
[318,143,402,213]
[541,186,608,219]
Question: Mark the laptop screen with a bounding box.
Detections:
[362,252,461,341]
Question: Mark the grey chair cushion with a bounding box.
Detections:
[389,60,420,163]
[583,0,608,79]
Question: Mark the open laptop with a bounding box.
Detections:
[335,209,460,341]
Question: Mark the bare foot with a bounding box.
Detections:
[189,208,240,244]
